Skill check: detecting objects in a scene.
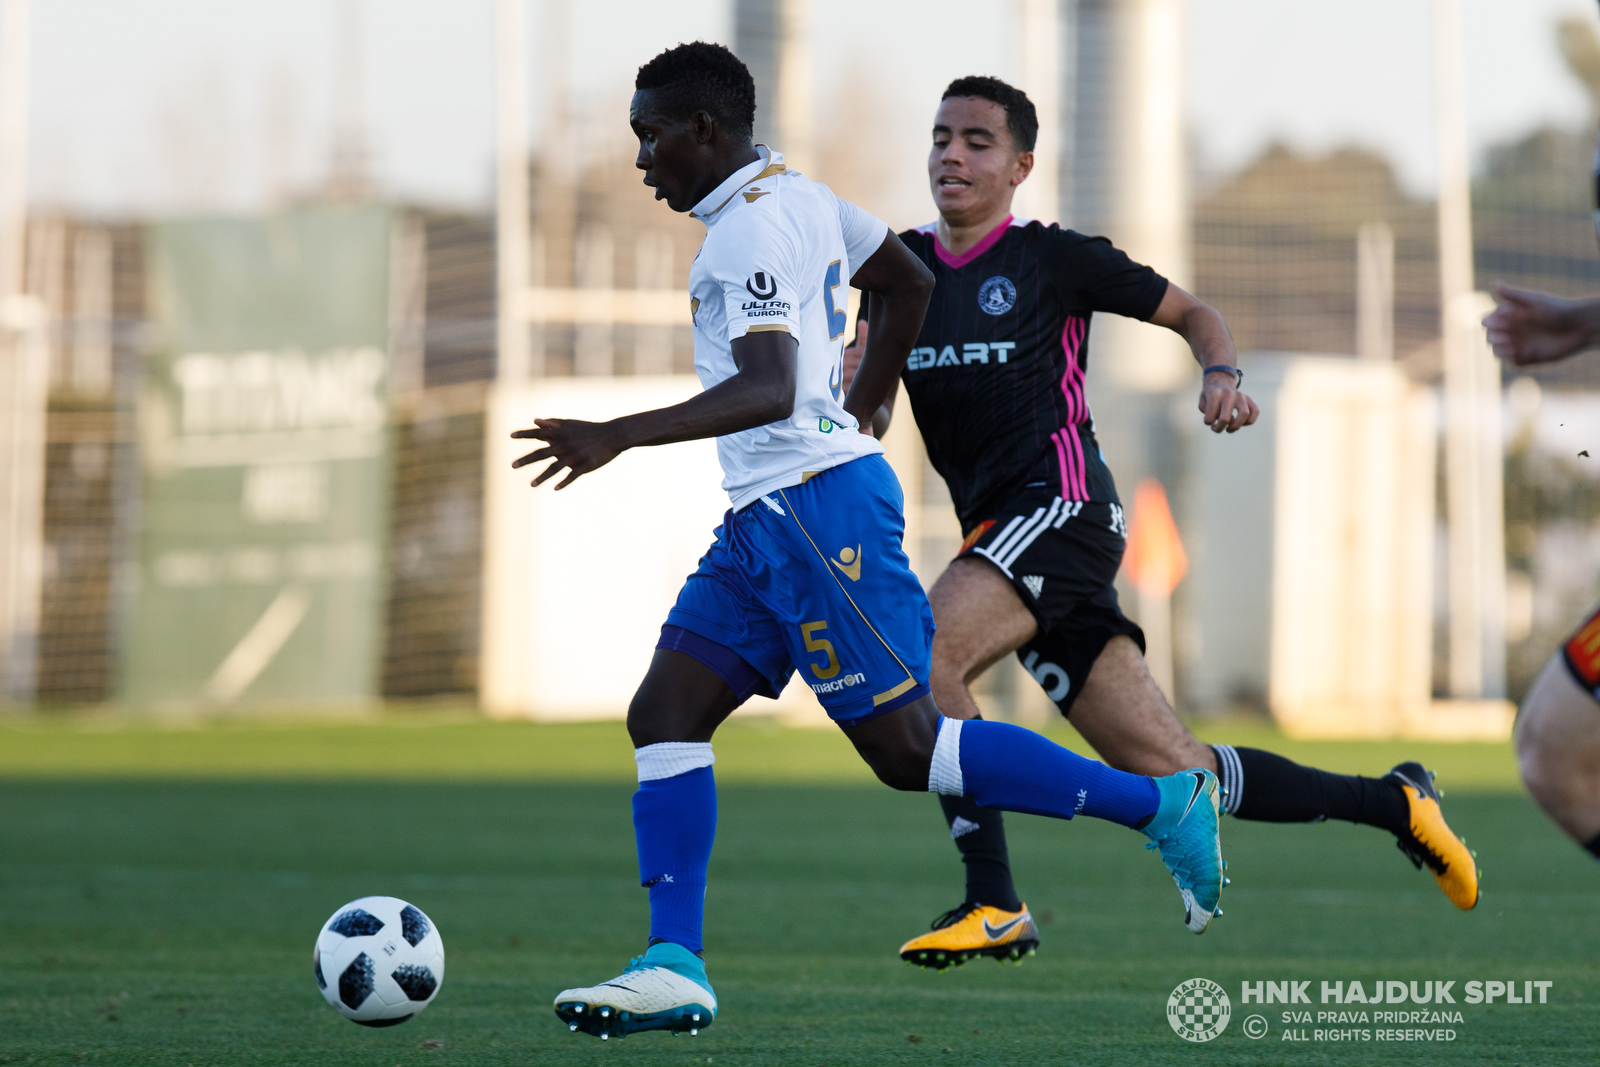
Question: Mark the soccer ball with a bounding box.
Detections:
[313,896,445,1026]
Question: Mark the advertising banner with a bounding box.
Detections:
[122,207,393,707]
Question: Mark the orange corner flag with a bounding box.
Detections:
[1123,479,1187,597]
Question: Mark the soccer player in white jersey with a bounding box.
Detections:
[516,43,1225,1041]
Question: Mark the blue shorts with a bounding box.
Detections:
[661,454,934,726]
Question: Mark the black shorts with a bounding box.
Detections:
[957,486,1144,716]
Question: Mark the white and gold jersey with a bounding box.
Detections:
[687,146,889,510]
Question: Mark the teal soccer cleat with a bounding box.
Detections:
[553,941,716,1040]
[1142,768,1224,934]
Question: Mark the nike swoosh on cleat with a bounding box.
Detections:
[1179,771,1207,822]
[982,916,1027,940]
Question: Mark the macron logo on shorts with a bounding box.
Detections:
[811,672,866,695]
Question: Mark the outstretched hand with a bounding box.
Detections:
[1199,374,1259,434]
[510,418,625,490]
[1483,283,1600,366]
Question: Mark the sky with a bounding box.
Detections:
[1186,0,1595,189]
[14,0,1598,223]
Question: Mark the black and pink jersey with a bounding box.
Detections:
[890,216,1168,529]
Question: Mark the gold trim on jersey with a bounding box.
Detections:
[872,678,917,707]
[776,487,920,694]
[745,324,791,333]
[691,160,788,219]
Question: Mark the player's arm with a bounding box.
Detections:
[842,303,893,438]
[511,334,796,490]
[841,235,933,435]
[1146,283,1259,435]
[1484,283,1600,365]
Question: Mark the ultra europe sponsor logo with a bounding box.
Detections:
[1167,978,1230,1042]
[740,299,791,318]
[746,272,778,299]
[810,672,866,695]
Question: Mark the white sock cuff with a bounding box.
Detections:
[1211,743,1243,814]
[928,717,965,796]
[635,742,715,782]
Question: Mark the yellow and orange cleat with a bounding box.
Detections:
[898,903,1039,970]
[1386,762,1479,910]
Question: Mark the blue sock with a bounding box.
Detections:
[633,763,716,953]
[932,718,1160,828]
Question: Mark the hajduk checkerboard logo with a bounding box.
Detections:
[1168,977,1231,1042]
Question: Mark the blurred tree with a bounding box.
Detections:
[1192,144,1438,360]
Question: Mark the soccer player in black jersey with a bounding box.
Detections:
[845,76,1480,968]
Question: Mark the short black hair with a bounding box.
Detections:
[941,75,1038,153]
[635,42,757,142]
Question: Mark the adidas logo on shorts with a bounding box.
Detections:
[1022,575,1044,599]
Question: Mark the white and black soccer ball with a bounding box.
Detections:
[313,896,445,1027]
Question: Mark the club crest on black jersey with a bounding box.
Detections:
[977,275,1018,315]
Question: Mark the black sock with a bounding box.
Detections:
[1584,832,1600,860]
[938,793,1022,912]
[1211,744,1410,837]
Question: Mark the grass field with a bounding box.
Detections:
[1,714,1595,1065]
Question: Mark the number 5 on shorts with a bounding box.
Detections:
[800,621,840,680]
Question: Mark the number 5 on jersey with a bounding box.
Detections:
[823,260,847,400]
[822,261,846,340]
[800,620,840,680]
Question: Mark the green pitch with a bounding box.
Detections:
[0,715,1595,1065]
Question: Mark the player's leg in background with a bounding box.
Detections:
[928,557,1039,720]
[1516,653,1600,856]
[1067,635,1215,775]
[843,693,1223,933]
[1070,636,1399,832]
[923,557,1038,914]
[1060,627,1476,908]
